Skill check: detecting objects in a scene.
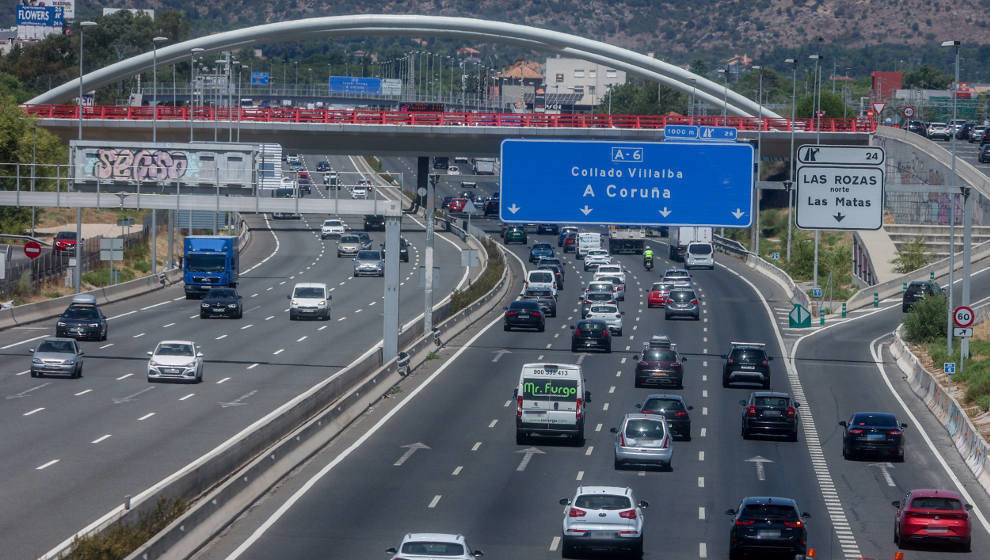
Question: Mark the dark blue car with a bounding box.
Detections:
[529,242,554,264]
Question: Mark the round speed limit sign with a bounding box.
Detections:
[953,306,975,328]
[903,106,915,118]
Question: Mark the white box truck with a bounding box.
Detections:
[668,227,713,261]
[576,232,604,260]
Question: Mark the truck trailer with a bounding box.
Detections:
[668,227,713,261]
[608,226,646,254]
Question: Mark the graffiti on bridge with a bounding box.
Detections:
[93,148,189,182]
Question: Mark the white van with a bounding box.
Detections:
[514,363,590,444]
[526,269,558,295]
[576,232,603,260]
[288,282,331,320]
[685,242,715,270]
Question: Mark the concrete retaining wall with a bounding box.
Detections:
[889,324,990,497]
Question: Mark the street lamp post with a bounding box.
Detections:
[809,52,823,292]
[75,20,97,295]
[751,66,764,254]
[189,48,204,142]
[152,36,168,143]
[716,68,728,123]
[941,40,965,357]
[784,58,797,261]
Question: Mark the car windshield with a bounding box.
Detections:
[399,542,465,556]
[599,266,621,273]
[910,497,963,511]
[587,293,613,301]
[643,398,684,412]
[186,254,227,273]
[730,349,765,361]
[529,272,553,283]
[670,291,696,301]
[589,283,612,292]
[525,290,552,298]
[323,220,342,227]
[532,243,551,250]
[624,419,665,439]
[664,270,688,278]
[577,320,605,330]
[754,397,790,407]
[689,244,712,254]
[644,350,677,362]
[356,251,381,260]
[598,276,621,285]
[63,306,99,320]
[340,235,360,244]
[205,288,235,299]
[37,341,74,353]
[740,504,798,520]
[590,305,618,314]
[155,343,193,356]
[851,413,897,426]
[294,287,325,298]
[510,301,539,310]
[56,232,77,240]
[575,494,632,510]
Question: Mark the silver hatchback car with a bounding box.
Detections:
[353,249,384,277]
[611,413,673,470]
[665,288,700,320]
[30,337,84,378]
[337,234,362,258]
[560,485,648,558]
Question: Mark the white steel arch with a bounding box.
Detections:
[28,15,780,118]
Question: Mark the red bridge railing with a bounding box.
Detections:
[21,104,877,133]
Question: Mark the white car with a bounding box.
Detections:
[585,302,624,335]
[526,269,558,296]
[684,241,715,269]
[560,486,647,558]
[147,340,204,383]
[447,165,461,175]
[351,185,368,199]
[596,264,626,283]
[386,533,483,559]
[320,218,347,239]
[593,273,625,301]
[289,282,331,320]
[583,250,612,271]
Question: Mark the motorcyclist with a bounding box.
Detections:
[643,247,654,267]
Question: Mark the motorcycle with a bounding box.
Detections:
[644,256,654,271]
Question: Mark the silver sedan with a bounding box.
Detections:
[612,413,673,470]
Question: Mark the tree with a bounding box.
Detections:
[903,64,951,89]
[891,237,932,273]
[796,91,851,120]
[596,80,687,115]
[689,58,709,76]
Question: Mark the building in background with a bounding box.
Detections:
[871,71,903,100]
[543,56,626,110]
[0,28,15,55]
[497,60,543,112]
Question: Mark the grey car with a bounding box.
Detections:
[522,288,557,317]
[611,412,673,470]
[356,231,373,249]
[337,234,362,258]
[30,337,84,378]
[665,288,700,320]
[353,250,385,277]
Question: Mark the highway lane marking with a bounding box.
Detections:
[15,369,28,376]
[471,442,482,451]
[576,354,585,364]
[296,336,308,342]
[98,343,114,349]
[137,412,155,421]
[279,281,286,285]
[133,332,145,338]
[74,389,91,396]
[217,377,231,384]
[616,370,621,377]
[216,334,228,340]
[140,301,170,311]
[702,389,708,398]
[702,374,707,381]
[273,349,284,355]
[318,325,327,331]
[545,343,552,349]
[240,324,254,330]
[608,385,615,393]
[36,459,59,470]
[247,363,258,370]
[355,309,362,314]
[698,507,705,520]
[163,322,175,328]
[585,446,594,456]
[251,293,259,298]
[451,466,462,476]
[537,355,544,360]
[107,310,136,320]
[179,393,195,401]
[503,400,511,407]
[549,537,560,552]
[1,335,47,349]
[427,495,442,509]
[23,407,44,416]
[595,423,602,432]
[699,542,708,558]
[172,296,185,301]
[602,402,609,411]
[620,357,627,364]
[698,476,704,488]
[702,407,708,415]
[700,428,706,437]
[488,419,498,428]
[265,315,275,321]
[266,287,273,291]
[576,470,584,481]
[698,451,704,461]
[188,315,198,319]
[369,301,377,306]
[91,434,112,444]
[116,373,133,381]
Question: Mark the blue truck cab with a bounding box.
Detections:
[183,236,239,299]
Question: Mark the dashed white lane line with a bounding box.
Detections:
[216,334,228,340]
[318,325,328,331]
[585,446,594,456]
[427,495,442,509]
[116,373,133,381]
[273,348,285,355]
[296,336,308,342]
[36,459,59,470]
[451,466,463,476]
[251,293,259,298]
[337,317,346,322]
[74,389,91,396]
[698,451,705,461]
[266,287,273,291]
[99,343,114,349]
[23,407,44,416]
[15,370,28,376]
[471,442,482,451]
[247,363,259,370]
[162,322,175,328]
[171,296,185,301]
[241,324,253,330]
[549,536,561,552]
[279,281,286,285]
[702,389,708,398]
[91,434,112,444]
[608,386,615,394]
[137,412,155,421]
[698,476,705,488]
[700,427,707,438]
[702,407,708,415]
[488,419,498,428]
[132,332,145,338]
[699,542,708,558]
[217,377,230,384]
[369,301,377,306]
[179,393,195,401]
[698,506,706,520]
[595,423,603,432]
[576,470,584,481]
[265,315,275,321]
[355,309,363,314]
[188,315,198,319]
[503,400,511,408]
[602,402,609,411]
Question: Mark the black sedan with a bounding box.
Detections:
[727,497,810,559]
[503,300,545,332]
[200,287,243,319]
[55,299,108,341]
[570,319,611,353]
[399,237,409,262]
[980,144,990,163]
[740,391,800,441]
[638,394,692,440]
[316,161,331,172]
[840,412,907,461]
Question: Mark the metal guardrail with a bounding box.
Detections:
[712,234,811,308]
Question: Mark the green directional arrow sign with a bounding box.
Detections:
[789,303,811,328]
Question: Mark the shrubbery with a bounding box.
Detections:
[450,237,504,314]
[902,294,947,343]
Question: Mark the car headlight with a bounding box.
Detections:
[57,321,66,327]
[291,299,298,306]
[184,362,196,370]
[318,300,327,308]
[32,358,43,364]
[227,303,237,308]
[149,360,160,367]
[201,303,210,308]
[89,323,100,327]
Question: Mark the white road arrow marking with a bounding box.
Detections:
[869,462,896,487]
[516,446,546,471]
[732,208,745,219]
[219,389,258,408]
[745,455,773,481]
[113,386,155,404]
[658,207,672,217]
[5,382,52,399]
[491,349,512,362]
[393,442,431,466]
[580,205,593,216]
[507,204,520,214]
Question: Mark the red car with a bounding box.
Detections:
[894,489,972,551]
[647,281,675,308]
[53,231,78,253]
[448,197,468,213]
[562,232,577,252]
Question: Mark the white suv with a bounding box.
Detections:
[320,218,347,239]
[684,241,715,269]
[386,533,483,559]
[288,282,331,320]
[560,486,648,557]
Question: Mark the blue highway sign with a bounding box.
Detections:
[251,72,269,86]
[500,139,754,227]
[699,126,738,142]
[329,76,382,95]
[663,125,699,140]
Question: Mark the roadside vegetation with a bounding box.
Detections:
[70,496,186,560]
[450,237,504,314]
[891,237,933,273]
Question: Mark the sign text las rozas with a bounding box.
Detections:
[499,139,753,227]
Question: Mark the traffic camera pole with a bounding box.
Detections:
[419,157,434,336]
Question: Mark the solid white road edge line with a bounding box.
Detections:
[224,312,506,559]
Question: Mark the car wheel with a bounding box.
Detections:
[289,312,297,321]
[616,329,622,337]
[73,366,81,379]
[30,370,38,378]
[561,539,578,558]
[573,431,584,446]
[729,549,743,560]
[631,537,643,558]
[902,304,910,312]
[100,328,108,341]
[664,312,671,320]
[762,379,771,389]
[570,345,578,352]
[960,538,971,552]
[538,323,545,332]
[741,425,749,439]
[515,431,526,445]
[893,450,904,463]
[788,430,799,442]
[604,344,611,354]
[842,445,851,460]
[200,313,208,319]
[676,380,683,390]
[504,324,511,331]
[722,376,730,388]
[893,525,900,546]
[634,377,642,388]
